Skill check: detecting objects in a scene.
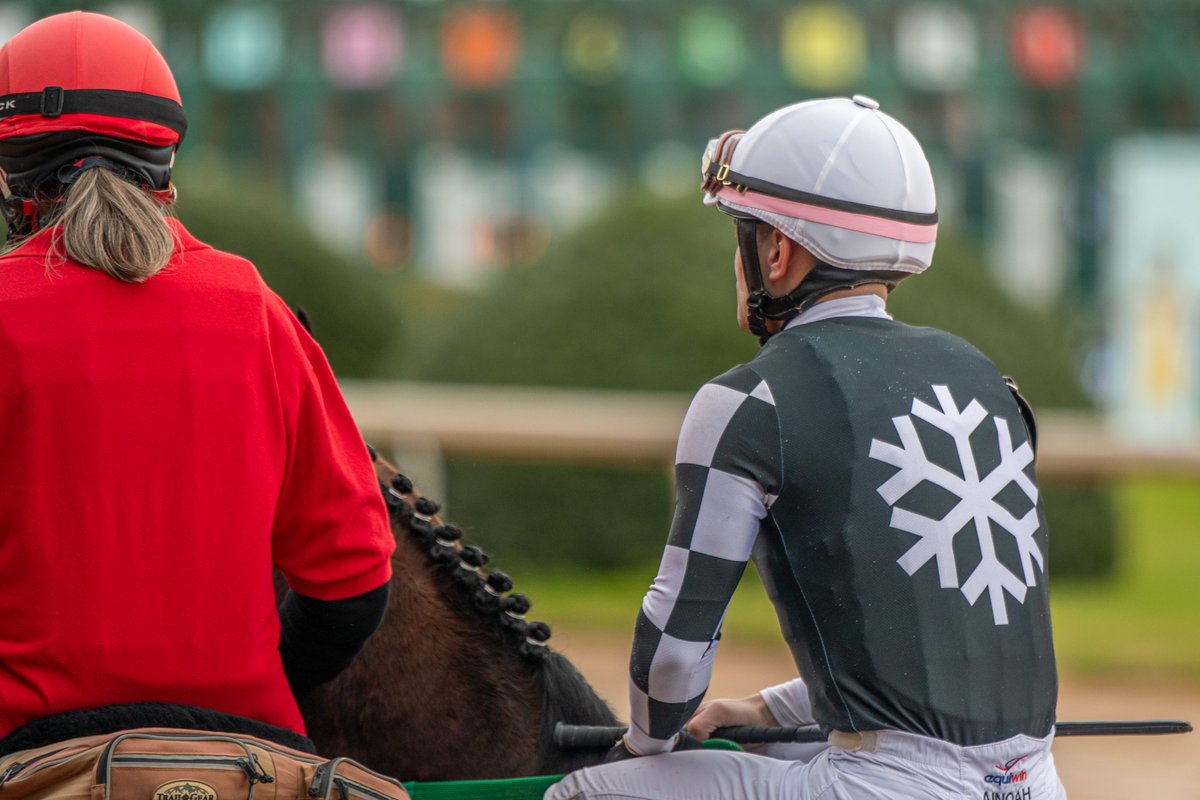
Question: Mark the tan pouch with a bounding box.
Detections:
[0,730,409,800]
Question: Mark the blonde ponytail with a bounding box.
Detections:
[51,168,175,282]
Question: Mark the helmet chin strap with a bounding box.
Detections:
[736,217,909,346]
[735,217,773,344]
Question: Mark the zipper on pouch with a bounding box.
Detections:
[97,733,275,796]
[308,761,395,800]
[0,760,30,788]
[108,754,273,784]
[0,745,90,789]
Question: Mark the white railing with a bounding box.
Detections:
[341,380,1200,499]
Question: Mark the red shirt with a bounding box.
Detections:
[0,220,394,739]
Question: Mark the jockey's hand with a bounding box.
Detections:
[604,732,706,763]
[684,693,780,740]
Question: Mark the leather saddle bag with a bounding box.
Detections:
[0,729,409,800]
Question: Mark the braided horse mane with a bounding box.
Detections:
[295,447,619,781]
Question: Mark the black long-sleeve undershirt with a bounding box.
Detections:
[278,581,390,700]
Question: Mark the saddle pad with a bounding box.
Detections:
[402,776,560,800]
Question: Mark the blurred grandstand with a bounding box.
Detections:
[5,1,1199,442]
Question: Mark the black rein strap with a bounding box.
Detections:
[553,720,1193,750]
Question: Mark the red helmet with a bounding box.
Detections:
[0,11,186,147]
[0,12,187,237]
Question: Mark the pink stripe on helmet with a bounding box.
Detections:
[716,185,937,244]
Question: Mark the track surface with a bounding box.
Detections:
[553,628,1200,799]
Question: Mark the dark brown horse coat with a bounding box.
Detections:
[294,454,619,781]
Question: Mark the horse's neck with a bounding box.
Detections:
[301,466,618,780]
[301,507,544,780]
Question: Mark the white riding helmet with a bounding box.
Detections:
[704,95,937,274]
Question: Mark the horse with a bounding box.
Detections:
[293,447,621,781]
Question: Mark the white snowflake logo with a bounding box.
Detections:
[868,384,1043,625]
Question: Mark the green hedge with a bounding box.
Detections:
[443,459,673,572]
[424,196,1116,578]
[416,196,754,390]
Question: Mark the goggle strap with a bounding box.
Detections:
[0,87,187,141]
[706,162,936,226]
[735,217,772,344]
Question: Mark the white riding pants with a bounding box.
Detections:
[544,730,1066,800]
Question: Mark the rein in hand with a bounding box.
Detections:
[552,720,1194,750]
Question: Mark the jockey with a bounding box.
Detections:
[0,12,394,753]
[546,97,1067,799]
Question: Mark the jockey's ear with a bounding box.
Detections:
[764,229,791,282]
[765,230,818,294]
[294,305,313,334]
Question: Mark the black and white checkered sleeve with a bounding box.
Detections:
[625,366,781,754]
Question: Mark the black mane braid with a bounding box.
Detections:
[382,475,554,662]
